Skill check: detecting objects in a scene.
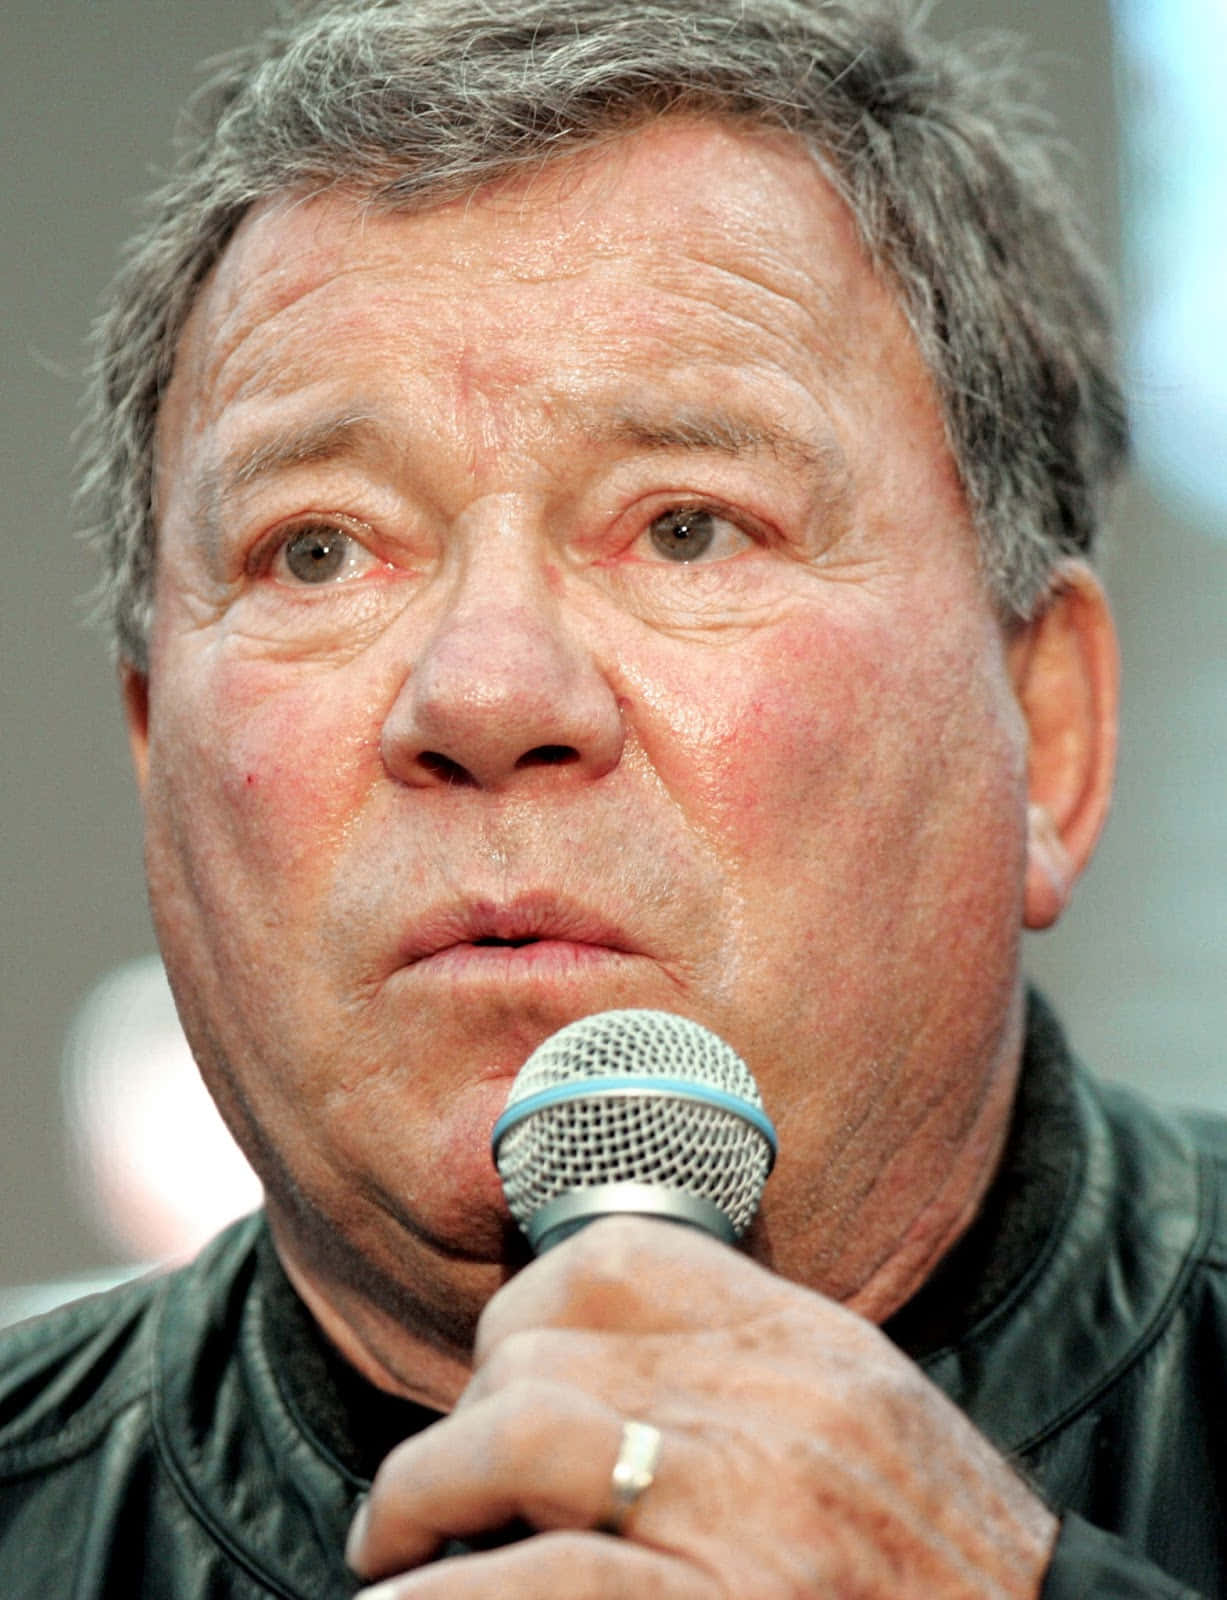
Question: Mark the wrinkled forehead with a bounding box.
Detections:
[168,116,908,406]
[152,114,959,559]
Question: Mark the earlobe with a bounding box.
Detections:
[1022,801,1074,930]
[1010,564,1119,932]
[120,663,151,796]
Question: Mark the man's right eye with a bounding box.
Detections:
[273,524,378,585]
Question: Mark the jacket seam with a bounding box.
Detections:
[147,1253,331,1600]
[1013,1139,1218,1458]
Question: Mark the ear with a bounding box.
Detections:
[120,663,151,797]
[1008,563,1119,931]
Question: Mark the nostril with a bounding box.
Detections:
[516,745,580,770]
[417,751,475,786]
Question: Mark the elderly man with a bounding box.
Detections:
[1,0,1222,1594]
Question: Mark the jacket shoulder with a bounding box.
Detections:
[1175,1102,1227,1169]
[0,1270,168,1474]
[1100,1083,1227,1266]
[1173,1103,1227,1264]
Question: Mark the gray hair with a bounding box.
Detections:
[81,0,1129,672]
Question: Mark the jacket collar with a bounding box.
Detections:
[920,1052,1208,1455]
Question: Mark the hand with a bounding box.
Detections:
[346,1218,1057,1597]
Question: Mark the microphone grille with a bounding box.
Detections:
[493,1009,775,1241]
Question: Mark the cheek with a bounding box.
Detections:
[641,609,931,845]
[138,652,402,1145]
[143,650,381,930]
[638,598,1028,966]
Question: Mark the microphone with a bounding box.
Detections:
[491,1008,778,1253]
[440,1012,777,1560]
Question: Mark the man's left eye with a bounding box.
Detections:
[644,508,750,563]
[274,524,377,585]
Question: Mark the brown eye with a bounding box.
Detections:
[648,509,718,562]
[281,526,352,583]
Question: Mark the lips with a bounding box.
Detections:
[398,893,640,968]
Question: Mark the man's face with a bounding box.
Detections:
[134,120,1033,1334]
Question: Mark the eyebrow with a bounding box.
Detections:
[185,397,849,550]
[190,410,387,548]
[222,410,385,489]
[594,403,842,478]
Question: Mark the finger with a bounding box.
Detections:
[475,1215,781,1358]
[460,1321,658,1419]
[354,1528,720,1600]
[347,1381,646,1580]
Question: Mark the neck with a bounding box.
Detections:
[754,990,1028,1326]
[843,1053,1019,1325]
[265,1208,505,1410]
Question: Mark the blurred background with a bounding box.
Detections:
[2,0,1224,1305]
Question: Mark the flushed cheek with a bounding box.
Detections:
[648,615,911,848]
[648,604,1024,971]
[146,651,379,947]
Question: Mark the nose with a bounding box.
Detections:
[380,538,625,792]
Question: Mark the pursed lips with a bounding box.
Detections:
[397,894,642,971]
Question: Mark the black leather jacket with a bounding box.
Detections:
[1,1016,1224,1596]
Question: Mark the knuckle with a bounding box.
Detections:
[562,1215,646,1278]
[552,1218,666,1315]
[489,1373,571,1443]
[476,1326,536,1386]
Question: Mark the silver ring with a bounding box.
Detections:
[601,1419,662,1534]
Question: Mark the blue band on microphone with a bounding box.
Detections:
[491,1075,778,1162]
